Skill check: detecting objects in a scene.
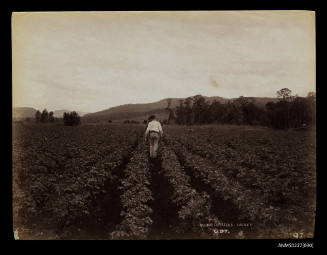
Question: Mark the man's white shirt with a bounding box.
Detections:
[145,120,163,137]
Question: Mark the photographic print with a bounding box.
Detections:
[12,11,316,240]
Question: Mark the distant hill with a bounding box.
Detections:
[53,110,88,118]
[13,107,37,119]
[85,96,228,119]
[13,96,279,122]
[83,95,279,123]
[13,107,88,120]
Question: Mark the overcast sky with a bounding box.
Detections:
[12,11,315,113]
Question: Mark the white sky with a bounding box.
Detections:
[12,11,315,113]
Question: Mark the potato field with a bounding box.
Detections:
[13,123,316,239]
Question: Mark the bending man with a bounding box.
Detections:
[144,115,163,158]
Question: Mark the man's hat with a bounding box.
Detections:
[148,115,156,121]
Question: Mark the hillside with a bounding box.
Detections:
[85,96,229,119]
[83,96,279,123]
[13,107,88,120]
[13,96,279,122]
[13,107,37,119]
[53,110,88,118]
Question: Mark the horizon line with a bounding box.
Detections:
[12,92,314,114]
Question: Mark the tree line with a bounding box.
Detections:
[174,88,316,129]
[35,109,55,123]
[35,109,80,126]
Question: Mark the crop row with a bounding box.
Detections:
[110,142,154,240]
[167,136,315,238]
[165,137,282,236]
[166,126,315,201]
[13,124,143,236]
[165,126,315,234]
[160,145,220,238]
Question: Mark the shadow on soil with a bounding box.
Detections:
[147,155,183,239]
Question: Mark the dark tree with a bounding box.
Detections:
[166,98,175,124]
[173,89,314,130]
[184,97,193,125]
[175,98,193,125]
[209,101,226,124]
[192,95,210,124]
[306,92,316,125]
[175,100,186,124]
[277,88,292,100]
[49,111,55,123]
[35,110,41,122]
[243,102,260,125]
[276,88,293,129]
[63,111,80,126]
[40,109,49,123]
[265,101,289,129]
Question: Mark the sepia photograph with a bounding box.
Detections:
[12,10,316,240]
